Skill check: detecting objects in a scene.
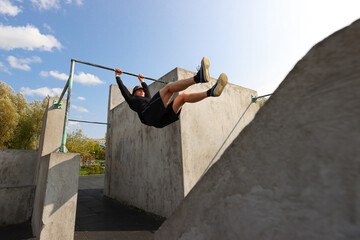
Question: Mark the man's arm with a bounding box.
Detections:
[115,68,132,103]
[138,74,151,98]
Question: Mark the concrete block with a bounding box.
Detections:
[0,149,37,188]
[105,69,178,199]
[108,84,132,111]
[35,97,66,186]
[0,187,35,225]
[106,67,259,217]
[37,98,66,158]
[177,68,260,195]
[0,149,37,224]
[105,84,132,196]
[32,152,80,240]
[154,19,360,239]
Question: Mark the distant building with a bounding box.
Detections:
[90,138,106,147]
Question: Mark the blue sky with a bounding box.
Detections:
[0,0,359,139]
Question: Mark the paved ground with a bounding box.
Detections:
[74,175,164,240]
[0,175,164,240]
[0,221,33,240]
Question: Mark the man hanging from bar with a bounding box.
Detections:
[115,57,228,128]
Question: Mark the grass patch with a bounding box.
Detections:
[80,165,105,175]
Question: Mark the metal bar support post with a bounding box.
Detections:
[58,59,75,152]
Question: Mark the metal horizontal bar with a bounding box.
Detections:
[69,119,110,125]
[71,59,167,84]
[251,93,272,103]
[257,94,272,99]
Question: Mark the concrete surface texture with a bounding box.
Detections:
[78,175,105,190]
[108,84,133,111]
[32,152,80,240]
[0,149,38,224]
[35,97,66,184]
[106,67,259,218]
[177,68,260,195]
[106,68,184,218]
[0,221,33,239]
[75,175,164,240]
[154,20,360,239]
[31,96,69,238]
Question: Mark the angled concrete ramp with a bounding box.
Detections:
[154,19,360,239]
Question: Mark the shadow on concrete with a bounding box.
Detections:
[75,176,165,240]
[0,221,33,240]
[0,176,165,240]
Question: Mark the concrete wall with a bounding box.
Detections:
[0,94,81,240]
[0,97,67,227]
[35,97,66,184]
[154,19,360,239]
[32,97,67,236]
[32,153,80,240]
[106,69,184,217]
[106,67,259,217]
[0,149,38,225]
[31,96,81,240]
[105,84,133,196]
[177,68,259,195]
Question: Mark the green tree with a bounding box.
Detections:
[8,97,48,149]
[258,97,268,107]
[0,81,50,149]
[98,146,106,160]
[84,140,103,159]
[0,82,24,147]
[66,128,88,155]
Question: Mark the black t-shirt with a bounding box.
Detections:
[116,76,151,124]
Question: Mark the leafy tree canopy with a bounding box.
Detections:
[0,81,48,149]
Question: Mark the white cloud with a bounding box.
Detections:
[72,105,88,113]
[40,70,68,80]
[77,96,85,101]
[0,24,62,51]
[50,70,67,80]
[39,70,49,77]
[66,0,83,6]
[20,86,62,97]
[41,69,105,85]
[0,62,11,74]
[68,121,80,126]
[68,121,82,131]
[32,0,83,10]
[31,0,60,10]
[43,23,54,33]
[74,72,105,85]
[7,56,42,71]
[0,0,22,16]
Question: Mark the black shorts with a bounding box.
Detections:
[141,92,181,128]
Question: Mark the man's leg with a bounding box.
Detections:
[172,91,208,114]
[171,73,228,114]
[159,77,196,108]
[159,57,211,108]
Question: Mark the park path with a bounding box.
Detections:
[74,175,164,240]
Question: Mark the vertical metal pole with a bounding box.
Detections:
[59,60,75,152]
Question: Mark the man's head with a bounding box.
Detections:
[132,86,145,97]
